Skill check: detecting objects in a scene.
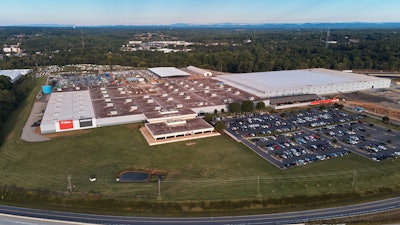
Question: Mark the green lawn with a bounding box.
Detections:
[0,78,399,202]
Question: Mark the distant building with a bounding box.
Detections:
[3,43,22,53]
[0,69,31,83]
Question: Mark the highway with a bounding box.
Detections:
[0,197,399,224]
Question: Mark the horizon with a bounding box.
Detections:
[1,0,400,26]
[0,22,400,29]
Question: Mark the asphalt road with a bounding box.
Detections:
[0,197,399,225]
[21,97,50,142]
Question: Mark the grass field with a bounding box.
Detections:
[0,78,400,203]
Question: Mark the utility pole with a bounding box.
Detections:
[256,176,261,200]
[157,178,161,202]
[81,29,85,49]
[325,29,330,49]
[67,175,73,193]
[352,170,357,190]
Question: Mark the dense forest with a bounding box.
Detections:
[0,74,34,145]
[1,26,400,72]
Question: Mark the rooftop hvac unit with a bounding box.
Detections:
[211,93,217,97]
[176,104,183,108]
[219,84,224,88]
[249,96,255,100]
[154,106,161,111]
[234,91,240,95]
[143,95,149,99]
[227,88,232,91]
[198,102,204,106]
[125,98,132,103]
[101,91,107,94]
[184,96,191,100]
[205,86,209,90]
[120,91,126,94]
[57,88,62,92]
[168,85,173,89]
[184,84,189,88]
[130,105,138,111]
[100,87,106,91]
[179,92,184,96]
[118,87,123,91]
[162,93,168,97]
[193,81,198,84]
[167,97,173,101]
[107,103,114,107]
[109,111,118,115]
[174,89,179,92]
[75,87,80,91]
[164,83,169,86]
[204,90,210,93]
[178,81,184,85]
[103,94,109,98]
[198,83,203,87]
[224,99,233,103]
[147,99,154,103]
[105,98,112,102]
[190,87,194,91]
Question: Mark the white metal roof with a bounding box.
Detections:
[148,67,190,78]
[0,69,31,83]
[42,90,95,124]
[215,68,390,97]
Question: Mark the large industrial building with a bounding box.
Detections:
[39,67,391,144]
[0,69,31,83]
[215,68,391,98]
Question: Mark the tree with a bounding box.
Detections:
[333,103,344,110]
[214,121,225,133]
[241,100,254,112]
[382,116,390,123]
[228,102,241,113]
[203,113,213,123]
[0,75,13,90]
[255,101,266,111]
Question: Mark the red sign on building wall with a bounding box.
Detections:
[59,120,74,130]
[310,98,338,105]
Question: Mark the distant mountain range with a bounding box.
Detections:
[5,22,400,29]
[167,22,400,29]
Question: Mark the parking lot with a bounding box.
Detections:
[225,107,400,169]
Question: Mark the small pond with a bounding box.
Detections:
[117,171,151,182]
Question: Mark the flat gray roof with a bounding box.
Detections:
[42,90,95,124]
[148,67,190,78]
[215,68,389,97]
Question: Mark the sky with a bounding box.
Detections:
[1,0,400,26]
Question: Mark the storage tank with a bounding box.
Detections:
[42,85,52,94]
[187,66,213,76]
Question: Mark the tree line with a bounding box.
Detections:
[1,27,400,72]
[0,74,34,145]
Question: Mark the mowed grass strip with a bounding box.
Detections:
[0,78,399,201]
